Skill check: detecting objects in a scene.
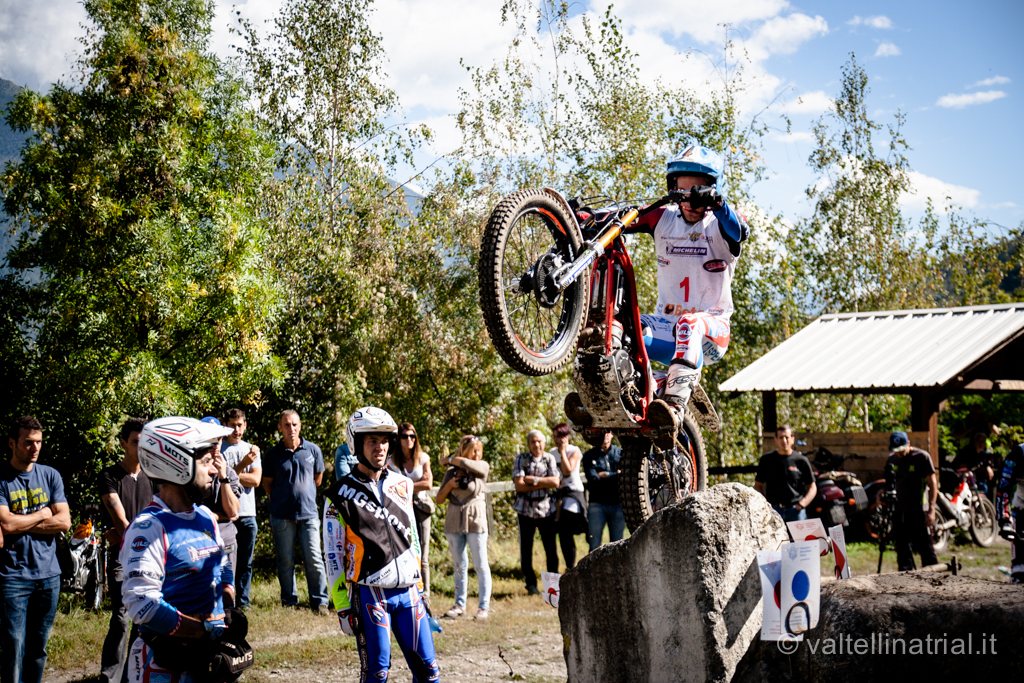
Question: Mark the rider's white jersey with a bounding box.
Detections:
[650,209,739,321]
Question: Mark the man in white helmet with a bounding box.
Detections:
[323,407,439,682]
[120,417,253,683]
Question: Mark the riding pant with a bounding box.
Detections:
[353,584,439,682]
[640,312,731,368]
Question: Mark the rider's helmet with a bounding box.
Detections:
[346,406,399,472]
[138,416,232,485]
[666,145,723,191]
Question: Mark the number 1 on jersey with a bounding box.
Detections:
[679,276,689,302]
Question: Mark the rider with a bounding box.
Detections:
[626,145,749,443]
[323,407,439,682]
[121,417,249,683]
[997,443,1024,583]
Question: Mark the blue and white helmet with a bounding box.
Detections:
[666,145,723,191]
[138,416,232,485]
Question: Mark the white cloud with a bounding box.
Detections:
[777,90,833,115]
[970,75,1010,88]
[604,0,791,43]
[874,42,901,58]
[936,90,1007,109]
[745,13,829,61]
[0,0,89,90]
[900,171,980,212]
[847,15,893,29]
[771,131,814,143]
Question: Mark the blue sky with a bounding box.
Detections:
[1,0,1020,234]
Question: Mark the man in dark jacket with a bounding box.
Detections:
[582,432,624,550]
[885,431,939,571]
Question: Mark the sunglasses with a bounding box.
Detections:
[400,434,417,441]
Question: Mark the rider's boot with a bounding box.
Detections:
[647,360,701,449]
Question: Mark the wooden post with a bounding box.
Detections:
[911,389,940,466]
[762,391,777,440]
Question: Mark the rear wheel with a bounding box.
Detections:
[969,495,998,547]
[621,413,707,532]
[85,550,105,611]
[865,493,893,541]
[478,190,588,376]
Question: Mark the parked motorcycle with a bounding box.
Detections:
[59,503,105,610]
[933,467,999,550]
[478,189,720,530]
[807,449,869,530]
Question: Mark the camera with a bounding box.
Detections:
[457,475,471,489]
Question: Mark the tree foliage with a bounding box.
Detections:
[0,0,283,502]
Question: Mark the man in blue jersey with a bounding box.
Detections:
[120,417,252,683]
[0,416,71,683]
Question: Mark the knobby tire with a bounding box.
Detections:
[478,190,587,376]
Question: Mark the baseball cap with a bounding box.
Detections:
[889,431,909,450]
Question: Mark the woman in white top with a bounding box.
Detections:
[389,422,434,600]
[551,422,587,569]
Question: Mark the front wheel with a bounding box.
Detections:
[931,506,951,554]
[478,189,588,376]
[85,549,105,610]
[969,495,998,547]
[620,413,707,532]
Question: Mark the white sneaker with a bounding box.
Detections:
[443,605,464,618]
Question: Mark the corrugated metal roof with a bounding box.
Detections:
[718,303,1024,393]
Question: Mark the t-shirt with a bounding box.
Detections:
[0,462,67,580]
[551,446,584,513]
[97,462,154,531]
[222,439,260,518]
[202,466,243,547]
[512,452,559,518]
[264,439,324,520]
[755,450,815,507]
[886,448,936,512]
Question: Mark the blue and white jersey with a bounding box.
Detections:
[119,495,233,635]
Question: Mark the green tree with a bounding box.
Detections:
[0,0,283,502]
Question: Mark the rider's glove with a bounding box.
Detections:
[204,618,228,641]
[999,520,1016,542]
[338,608,359,637]
[687,185,723,211]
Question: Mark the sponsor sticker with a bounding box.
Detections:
[703,259,727,272]
[657,256,670,267]
[131,536,149,552]
[667,245,707,256]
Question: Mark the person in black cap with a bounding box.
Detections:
[885,431,939,570]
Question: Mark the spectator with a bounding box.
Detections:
[199,417,242,588]
[334,442,358,481]
[220,408,261,611]
[389,423,434,602]
[952,432,997,495]
[885,431,939,571]
[551,423,587,569]
[582,431,624,550]
[753,425,817,522]
[97,417,153,683]
[0,416,71,683]
[512,429,560,595]
[263,410,329,613]
[436,435,491,620]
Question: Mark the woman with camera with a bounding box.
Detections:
[388,422,435,601]
[435,434,492,619]
[551,422,587,569]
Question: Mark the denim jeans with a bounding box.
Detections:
[587,502,626,551]
[234,516,258,609]
[0,574,61,683]
[772,503,807,523]
[445,532,491,611]
[270,517,329,608]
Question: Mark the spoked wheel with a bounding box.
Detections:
[865,493,893,541]
[478,189,588,376]
[620,413,707,532]
[86,550,105,610]
[931,506,951,553]
[970,495,998,547]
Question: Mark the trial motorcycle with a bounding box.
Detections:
[59,503,105,610]
[478,188,721,530]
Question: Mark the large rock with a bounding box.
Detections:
[733,572,1024,681]
[559,483,787,683]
